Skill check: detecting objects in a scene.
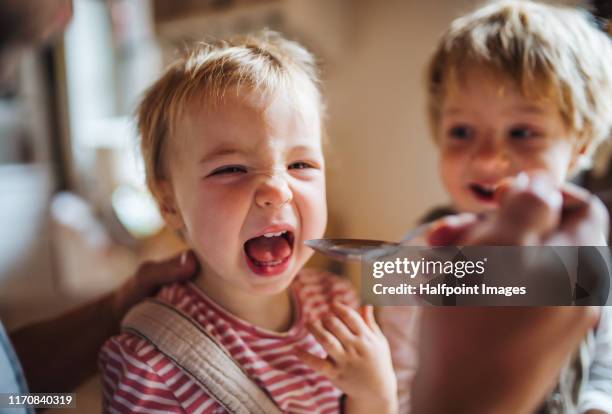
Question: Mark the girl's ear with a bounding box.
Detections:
[155,180,184,230]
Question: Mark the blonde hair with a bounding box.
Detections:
[427,0,612,156]
[137,30,322,198]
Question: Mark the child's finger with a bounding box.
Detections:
[331,301,368,335]
[361,305,383,336]
[306,320,345,361]
[321,314,357,350]
[294,346,336,379]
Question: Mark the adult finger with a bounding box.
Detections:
[494,172,562,245]
[112,250,199,318]
[463,173,561,246]
[552,183,609,245]
[135,250,198,293]
[493,172,529,205]
[426,213,478,246]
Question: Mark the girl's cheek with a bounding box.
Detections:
[294,181,327,239]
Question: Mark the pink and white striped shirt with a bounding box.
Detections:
[99,269,358,414]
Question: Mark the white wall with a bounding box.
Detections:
[323,0,474,241]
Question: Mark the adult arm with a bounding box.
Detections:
[9,251,197,393]
[413,174,607,414]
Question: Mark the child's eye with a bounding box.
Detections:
[447,126,474,140]
[207,165,247,177]
[288,161,315,170]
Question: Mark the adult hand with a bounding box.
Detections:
[110,250,198,321]
[427,172,609,247]
[412,173,604,413]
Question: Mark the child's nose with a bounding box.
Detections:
[255,173,293,209]
[471,139,510,173]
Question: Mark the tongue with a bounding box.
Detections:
[245,236,291,263]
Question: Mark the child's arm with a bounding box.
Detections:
[296,303,398,414]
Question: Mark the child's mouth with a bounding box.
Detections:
[244,230,295,276]
[469,183,497,203]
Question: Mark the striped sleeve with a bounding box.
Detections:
[99,334,226,414]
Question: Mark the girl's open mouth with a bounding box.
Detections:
[244,231,295,276]
[469,183,497,203]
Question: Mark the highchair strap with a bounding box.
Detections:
[121,299,282,414]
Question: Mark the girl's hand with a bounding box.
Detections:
[296,303,398,414]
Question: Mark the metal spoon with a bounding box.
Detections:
[305,222,433,262]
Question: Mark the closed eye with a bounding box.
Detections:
[207,165,247,177]
[288,161,316,170]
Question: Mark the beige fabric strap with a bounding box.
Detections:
[122,299,282,414]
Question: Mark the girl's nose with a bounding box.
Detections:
[255,174,293,208]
